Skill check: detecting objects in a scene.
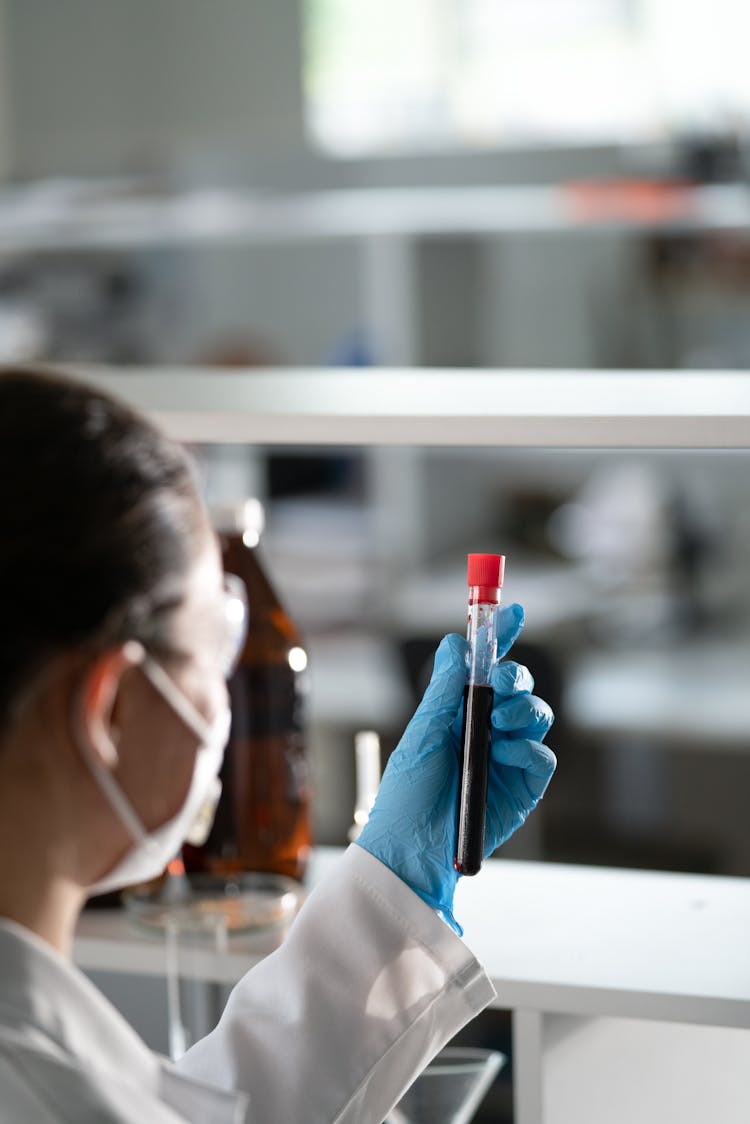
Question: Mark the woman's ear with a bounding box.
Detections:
[76,642,145,769]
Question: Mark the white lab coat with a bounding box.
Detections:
[0,847,495,1123]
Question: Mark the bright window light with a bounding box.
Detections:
[303,0,750,156]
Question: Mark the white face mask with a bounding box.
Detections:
[75,645,231,896]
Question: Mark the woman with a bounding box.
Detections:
[0,366,556,1123]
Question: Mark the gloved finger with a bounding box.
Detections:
[490,736,557,782]
[490,660,534,699]
[494,602,525,661]
[492,693,554,740]
[411,633,468,728]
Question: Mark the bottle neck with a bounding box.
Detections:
[210,499,265,544]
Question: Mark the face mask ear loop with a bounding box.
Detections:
[71,667,150,848]
[138,657,214,743]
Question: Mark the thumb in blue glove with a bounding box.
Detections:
[356,603,556,935]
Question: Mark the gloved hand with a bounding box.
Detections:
[356,603,556,935]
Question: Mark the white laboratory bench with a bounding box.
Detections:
[74,848,750,1123]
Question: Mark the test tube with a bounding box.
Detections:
[454,552,505,877]
[348,730,381,842]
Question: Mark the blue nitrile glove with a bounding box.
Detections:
[356,603,556,935]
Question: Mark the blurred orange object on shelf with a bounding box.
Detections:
[564,179,697,225]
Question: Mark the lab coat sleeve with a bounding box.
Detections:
[177,845,496,1124]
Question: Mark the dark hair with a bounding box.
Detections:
[0,366,207,729]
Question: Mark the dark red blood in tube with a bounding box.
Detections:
[454,682,494,876]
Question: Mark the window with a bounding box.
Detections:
[303,0,750,156]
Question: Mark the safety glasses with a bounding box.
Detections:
[168,572,249,681]
[122,572,249,683]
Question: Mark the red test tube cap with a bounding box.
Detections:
[467,553,505,603]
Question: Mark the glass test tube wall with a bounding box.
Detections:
[455,553,505,877]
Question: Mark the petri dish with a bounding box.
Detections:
[122,871,302,936]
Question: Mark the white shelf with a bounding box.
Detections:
[70,367,750,448]
[4,183,750,252]
[75,848,750,1030]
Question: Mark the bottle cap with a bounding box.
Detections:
[467,553,505,604]
[210,499,265,545]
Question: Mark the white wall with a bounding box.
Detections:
[0,0,13,182]
[0,1,668,371]
[4,0,640,188]
[5,0,306,180]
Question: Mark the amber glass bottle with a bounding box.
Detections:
[183,503,312,882]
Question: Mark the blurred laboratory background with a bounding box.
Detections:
[1,0,749,870]
[1,4,750,1115]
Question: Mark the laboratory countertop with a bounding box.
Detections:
[75,848,750,1030]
